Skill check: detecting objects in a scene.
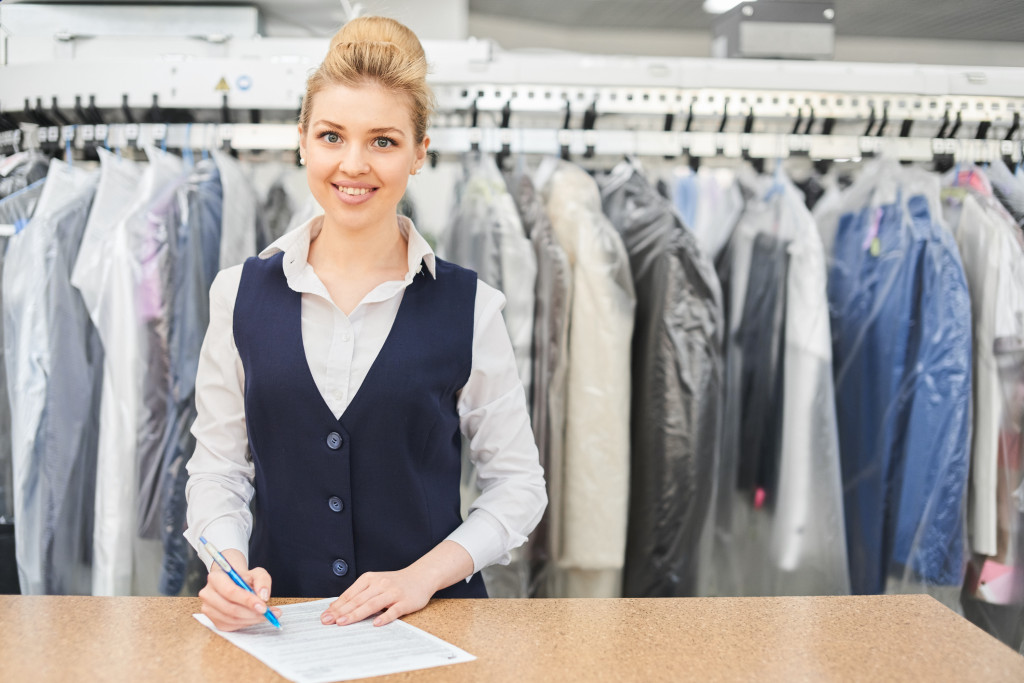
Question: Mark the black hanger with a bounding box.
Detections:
[559,100,572,161]
[468,98,479,153]
[1002,112,1020,168]
[803,106,816,135]
[662,112,676,161]
[875,104,889,137]
[741,108,764,174]
[582,99,598,159]
[863,106,877,136]
[496,99,512,170]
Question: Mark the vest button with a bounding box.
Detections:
[328,496,344,513]
[326,431,343,450]
[332,559,349,577]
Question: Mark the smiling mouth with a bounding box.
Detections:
[334,184,377,196]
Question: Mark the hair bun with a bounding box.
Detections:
[331,16,426,63]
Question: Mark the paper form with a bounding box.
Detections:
[194,598,475,683]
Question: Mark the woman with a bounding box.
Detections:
[184,16,547,632]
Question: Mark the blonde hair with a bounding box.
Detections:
[299,16,434,144]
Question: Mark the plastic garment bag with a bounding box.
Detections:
[212,150,259,269]
[5,159,102,594]
[0,179,45,524]
[70,149,148,595]
[535,158,635,598]
[136,151,188,550]
[504,165,572,597]
[714,168,849,597]
[940,169,1023,559]
[597,160,724,597]
[671,166,745,262]
[986,159,1024,226]
[159,159,223,595]
[441,153,536,403]
[0,150,49,199]
[943,168,1024,650]
[823,160,972,596]
[441,153,537,598]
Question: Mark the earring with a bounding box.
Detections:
[299,157,306,166]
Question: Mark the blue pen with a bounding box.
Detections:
[200,536,282,629]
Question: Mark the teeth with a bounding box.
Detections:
[338,186,370,196]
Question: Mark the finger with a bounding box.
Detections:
[336,592,394,626]
[205,573,270,621]
[373,604,405,627]
[200,588,264,631]
[323,579,373,622]
[249,567,273,602]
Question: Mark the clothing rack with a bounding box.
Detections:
[2,38,1023,163]
[2,122,1020,165]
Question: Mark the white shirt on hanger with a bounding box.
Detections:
[184,214,547,577]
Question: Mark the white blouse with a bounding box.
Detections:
[184,214,547,578]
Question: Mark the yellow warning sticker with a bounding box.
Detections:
[215,77,230,92]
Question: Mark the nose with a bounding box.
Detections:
[338,143,370,176]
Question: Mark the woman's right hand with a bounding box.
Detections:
[197,548,281,631]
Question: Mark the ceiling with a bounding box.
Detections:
[3,0,1024,42]
[471,0,1024,42]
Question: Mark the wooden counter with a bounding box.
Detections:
[2,594,1021,681]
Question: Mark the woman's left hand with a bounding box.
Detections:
[320,567,433,627]
[320,540,474,627]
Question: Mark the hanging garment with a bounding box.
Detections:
[260,178,297,252]
[987,159,1024,227]
[135,152,187,548]
[71,149,147,596]
[159,159,223,595]
[441,153,537,598]
[825,161,972,594]
[597,160,723,598]
[442,153,536,403]
[5,159,102,595]
[0,150,49,200]
[504,166,572,597]
[126,149,187,541]
[736,231,788,500]
[212,150,258,269]
[715,169,849,597]
[0,179,45,525]
[671,166,744,262]
[536,157,636,598]
[941,172,1024,558]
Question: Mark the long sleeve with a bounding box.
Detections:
[448,281,548,573]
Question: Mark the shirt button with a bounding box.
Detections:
[326,432,343,450]
[342,332,352,342]
[332,559,349,577]
[328,496,344,513]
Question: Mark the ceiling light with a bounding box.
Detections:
[703,0,753,14]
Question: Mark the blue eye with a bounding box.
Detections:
[373,137,396,148]
[319,131,340,143]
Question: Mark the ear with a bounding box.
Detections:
[412,135,430,174]
[297,124,307,159]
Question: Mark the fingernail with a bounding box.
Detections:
[254,603,267,614]
[260,588,269,601]
[336,616,348,625]
[321,613,335,624]
[373,618,382,627]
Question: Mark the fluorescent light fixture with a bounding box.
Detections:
[703,0,752,14]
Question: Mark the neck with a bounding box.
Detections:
[310,214,407,277]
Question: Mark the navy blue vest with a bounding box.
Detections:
[233,251,487,599]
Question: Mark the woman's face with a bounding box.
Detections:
[299,81,427,234]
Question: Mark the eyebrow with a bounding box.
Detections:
[312,120,407,137]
